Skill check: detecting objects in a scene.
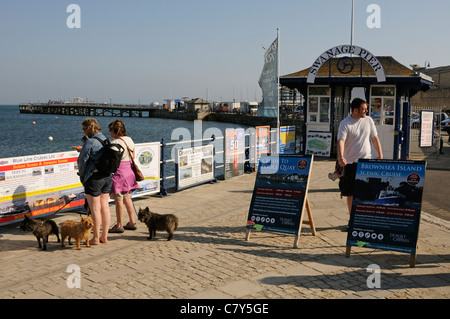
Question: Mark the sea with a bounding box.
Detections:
[0,105,252,186]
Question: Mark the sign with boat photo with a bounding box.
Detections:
[0,151,85,226]
[346,159,427,266]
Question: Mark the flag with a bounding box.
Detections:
[258,37,279,118]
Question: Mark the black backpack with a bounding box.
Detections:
[91,136,124,175]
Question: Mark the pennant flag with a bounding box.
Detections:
[258,37,278,118]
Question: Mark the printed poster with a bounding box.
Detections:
[419,110,434,148]
[224,128,245,179]
[246,155,313,235]
[176,144,215,190]
[133,142,160,197]
[346,159,426,254]
[279,126,295,154]
[306,131,332,157]
[255,126,270,169]
[0,151,85,225]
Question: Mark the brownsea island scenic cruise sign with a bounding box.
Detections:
[346,159,426,254]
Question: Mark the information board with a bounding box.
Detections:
[133,142,161,197]
[306,131,332,157]
[0,150,85,225]
[246,155,315,247]
[224,128,245,179]
[419,110,434,148]
[346,159,426,266]
[255,126,270,169]
[176,144,215,190]
[279,126,295,154]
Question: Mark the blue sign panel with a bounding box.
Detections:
[346,159,426,254]
[247,155,312,235]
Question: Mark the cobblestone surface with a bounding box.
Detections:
[1,160,449,299]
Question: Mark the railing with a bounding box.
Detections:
[157,128,278,196]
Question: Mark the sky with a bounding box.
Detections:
[0,0,449,105]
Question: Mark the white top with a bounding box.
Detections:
[337,115,378,164]
[112,136,135,161]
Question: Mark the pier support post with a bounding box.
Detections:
[159,139,169,197]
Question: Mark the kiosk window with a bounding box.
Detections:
[308,86,330,124]
[369,86,395,125]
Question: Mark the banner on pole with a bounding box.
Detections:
[258,37,278,118]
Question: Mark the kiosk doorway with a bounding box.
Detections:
[334,85,396,159]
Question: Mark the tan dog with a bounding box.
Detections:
[61,216,93,250]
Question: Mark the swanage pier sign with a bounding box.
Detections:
[306,45,386,83]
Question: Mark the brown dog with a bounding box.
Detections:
[61,216,93,250]
[138,207,178,241]
[19,215,60,250]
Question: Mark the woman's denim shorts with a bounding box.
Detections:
[84,172,112,197]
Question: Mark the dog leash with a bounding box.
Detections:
[36,196,78,227]
[132,201,139,218]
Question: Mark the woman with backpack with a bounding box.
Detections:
[72,118,112,245]
[108,120,140,233]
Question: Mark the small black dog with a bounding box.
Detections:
[19,215,60,250]
[138,207,178,241]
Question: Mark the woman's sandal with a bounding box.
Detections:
[109,224,124,233]
[124,222,137,230]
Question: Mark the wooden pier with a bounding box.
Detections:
[17,102,286,128]
[19,103,159,118]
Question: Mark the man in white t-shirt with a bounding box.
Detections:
[337,98,383,216]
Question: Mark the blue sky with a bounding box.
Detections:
[1,0,449,105]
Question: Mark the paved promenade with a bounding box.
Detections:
[1,160,449,300]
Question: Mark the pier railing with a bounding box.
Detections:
[157,128,278,196]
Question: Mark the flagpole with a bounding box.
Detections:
[351,0,354,45]
[276,27,280,155]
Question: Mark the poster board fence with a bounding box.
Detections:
[0,142,161,226]
[345,159,426,267]
[245,155,316,248]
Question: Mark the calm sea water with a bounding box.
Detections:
[0,105,251,159]
[1,105,252,186]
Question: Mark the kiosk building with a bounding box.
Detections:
[280,45,433,160]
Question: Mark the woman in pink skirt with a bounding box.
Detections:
[108,120,140,233]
